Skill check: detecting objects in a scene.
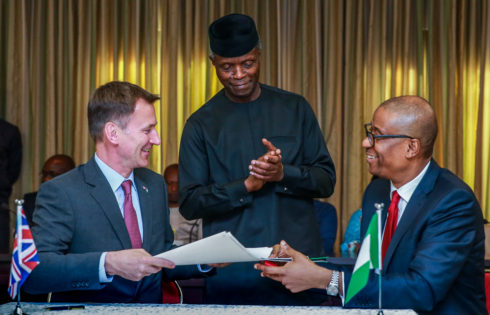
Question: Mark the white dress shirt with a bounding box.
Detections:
[389,161,431,224]
[94,153,144,282]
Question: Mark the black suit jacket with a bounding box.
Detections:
[24,157,202,303]
[0,118,22,203]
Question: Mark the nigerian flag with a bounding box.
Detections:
[345,212,380,303]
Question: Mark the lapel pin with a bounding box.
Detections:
[142,186,148,193]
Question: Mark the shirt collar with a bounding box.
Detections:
[390,161,431,203]
[94,153,135,192]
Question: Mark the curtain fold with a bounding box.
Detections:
[1,0,489,252]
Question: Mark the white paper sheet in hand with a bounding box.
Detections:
[154,231,273,265]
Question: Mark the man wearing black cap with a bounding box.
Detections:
[179,13,336,305]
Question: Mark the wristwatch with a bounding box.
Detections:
[326,270,339,296]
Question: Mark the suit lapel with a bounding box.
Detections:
[383,160,440,268]
[84,158,132,249]
[364,179,390,235]
[134,173,153,252]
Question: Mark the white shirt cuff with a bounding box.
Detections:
[99,252,114,283]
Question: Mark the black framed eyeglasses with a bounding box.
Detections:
[364,123,414,147]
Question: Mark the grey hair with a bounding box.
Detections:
[209,40,262,61]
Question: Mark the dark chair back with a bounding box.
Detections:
[314,200,337,256]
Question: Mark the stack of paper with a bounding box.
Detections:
[155,231,286,265]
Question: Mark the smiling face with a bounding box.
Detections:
[362,107,412,184]
[115,98,161,174]
[211,47,261,103]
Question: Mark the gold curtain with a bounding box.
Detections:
[1,0,489,251]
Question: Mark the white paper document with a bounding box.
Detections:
[155,231,280,265]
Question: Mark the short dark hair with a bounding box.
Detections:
[87,81,160,141]
[44,154,76,170]
[163,163,178,178]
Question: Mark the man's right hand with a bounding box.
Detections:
[105,249,175,282]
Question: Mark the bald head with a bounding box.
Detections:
[42,154,76,183]
[378,96,438,159]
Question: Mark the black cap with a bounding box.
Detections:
[209,13,259,58]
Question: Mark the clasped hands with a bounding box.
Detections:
[244,138,284,192]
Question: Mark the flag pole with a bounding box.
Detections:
[374,202,384,315]
[12,199,25,315]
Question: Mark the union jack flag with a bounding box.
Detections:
[8,205,40,300]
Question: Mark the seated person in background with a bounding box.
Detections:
[340,175,378,258]
[256,95,486,313]
[164,164,201,245]
[340,176,378,258]
[23,81,212,303]
[339,209,361,258]
[23,154,75,226]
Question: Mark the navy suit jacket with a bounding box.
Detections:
[344,160,486,314]
[23,157,202,303]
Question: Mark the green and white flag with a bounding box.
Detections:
[345,212,380,304]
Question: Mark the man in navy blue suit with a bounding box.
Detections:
[256,95,486,314]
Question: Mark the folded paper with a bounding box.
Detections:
[155,231,289,265]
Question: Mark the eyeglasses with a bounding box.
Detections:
[364,123,414,147]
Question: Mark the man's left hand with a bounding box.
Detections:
[248,138,284,182]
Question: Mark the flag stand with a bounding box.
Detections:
[11,200,28,315]
[12,290,25,315]
[374,202,384,315]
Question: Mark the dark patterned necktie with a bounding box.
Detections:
[121,180,142,248]
[381,190,400,262]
